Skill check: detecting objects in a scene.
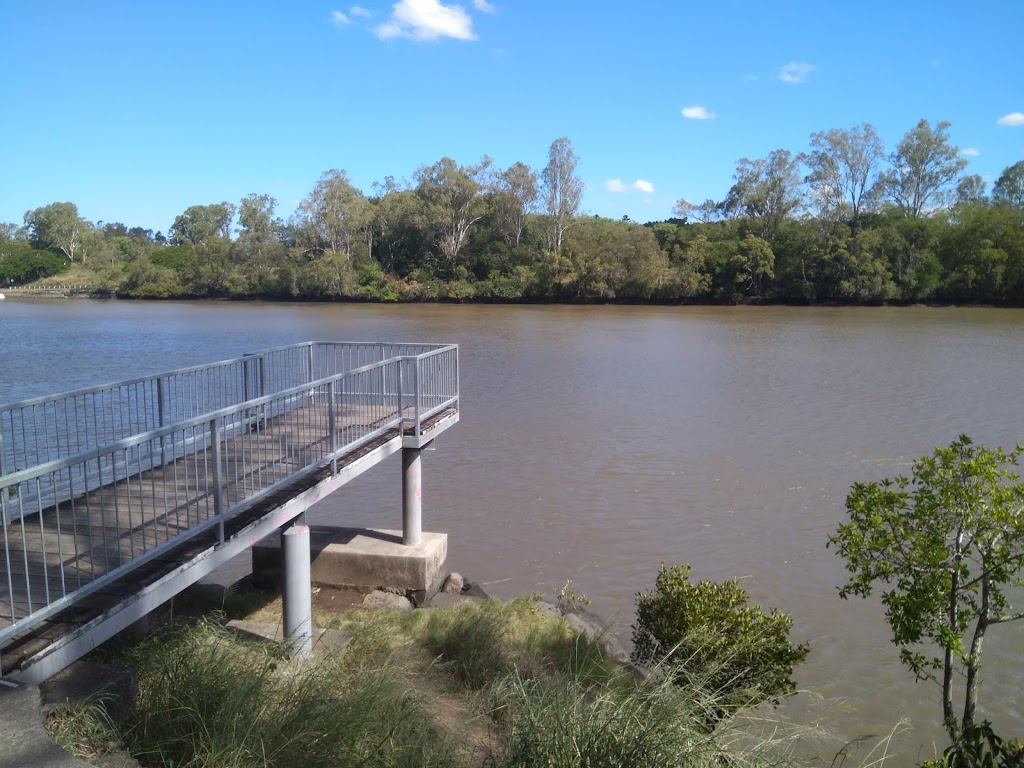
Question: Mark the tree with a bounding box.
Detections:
[542,137,584,253]
[632,564,809,726]
[731,233,775,297]
[493,161,539,246]
[880,119,967,219]
[24,202,91,262]
[992,161,1024,210]
[169,202,236,245]
[298,170,370,260]
[722,150,803,240]
[829,436,1024,743]
[415,156,490,270]
[803,123,885,221]
[956,175,989,207]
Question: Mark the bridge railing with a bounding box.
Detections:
[0,343,458,658]
[0,342,453,519]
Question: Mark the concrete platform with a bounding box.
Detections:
[253,526,448,606]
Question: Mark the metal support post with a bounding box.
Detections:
[282,524,313,658]
[402,448,422,546]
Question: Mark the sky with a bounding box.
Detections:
[2,0,1022,235]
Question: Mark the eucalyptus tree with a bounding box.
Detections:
[235,193,285,279]
[415,156,491,270]
[23,202,91,262]
[673,198,721,224]
[493,161,539,246]
[992,160,1024,210]
[879,119,967,219]
[169,202,236,245]
[542,137,584,253]
[803,123,885,222]
[298,170,370,261]
[722,150,803,240]
[955,175,988,207]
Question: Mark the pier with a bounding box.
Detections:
[0,341,459,683]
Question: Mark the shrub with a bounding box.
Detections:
[632,564,809,724]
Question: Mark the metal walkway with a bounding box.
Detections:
[0,342,459,682]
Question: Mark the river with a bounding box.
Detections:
[2,298,1023,754]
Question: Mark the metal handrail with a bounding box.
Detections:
[0,342,458,657]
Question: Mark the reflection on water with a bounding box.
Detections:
[4,298,1024,752]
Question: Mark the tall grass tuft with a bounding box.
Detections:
[480,670,799,768]
[119,618,455,768]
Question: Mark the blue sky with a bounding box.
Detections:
[2,0,1022,234]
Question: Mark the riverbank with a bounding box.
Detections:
[26,578,851,768]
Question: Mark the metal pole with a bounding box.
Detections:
[328,380,337,475]
[157,378,167,466]
[0,432,7,524]
[210,419,224,545]
[402,448,422,546]
[282,524,313,658]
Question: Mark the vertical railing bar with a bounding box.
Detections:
[67,467,82,591]
[82,463,96,582]
[19,486,32,614]
[54,483,66,598]
[120,448,133,561]
[2,494,15,623]
[211,419,224,544]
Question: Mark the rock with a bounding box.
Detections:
[441,573,465,594]
[532,601,560,619]
[362,590,414,611]
[559,605,631,666]
[461,581,490,600]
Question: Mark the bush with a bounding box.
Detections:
[632,564,809,724]
[0,242,70,284]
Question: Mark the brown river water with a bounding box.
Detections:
[2,298,1023,756]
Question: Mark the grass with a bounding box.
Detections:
[51,587,901,768]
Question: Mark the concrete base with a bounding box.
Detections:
[253,526,447,606]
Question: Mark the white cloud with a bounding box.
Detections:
[375,0,476,41]
[605,179,655,194]
[997,112,1024,127]
[330,10,350,25]
[779,61,815,84]
[473,0,497,12]
[681,105,716,120]
[961,147,980,157]
[349,5,372,18]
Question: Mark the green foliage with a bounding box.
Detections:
[829,436,1024,741]
[0,241,70,283]
[922,721,1024,768]
[631,564,809,723]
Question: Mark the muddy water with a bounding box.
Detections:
[3,299,1024,751]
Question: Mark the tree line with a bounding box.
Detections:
[2,124,1023,304]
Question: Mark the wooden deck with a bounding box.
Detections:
[1,401,454,676]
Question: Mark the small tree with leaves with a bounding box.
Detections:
[632,564,809,726]
[829,435,1024,744]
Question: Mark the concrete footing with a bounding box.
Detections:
[253,526,448,606]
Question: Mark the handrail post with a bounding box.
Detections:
[210,418,225,545]
[157,379,167,466]
[0,432,7,525]
[328,380,337,475]
[414,360,421,439]
[396,363,404,428]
